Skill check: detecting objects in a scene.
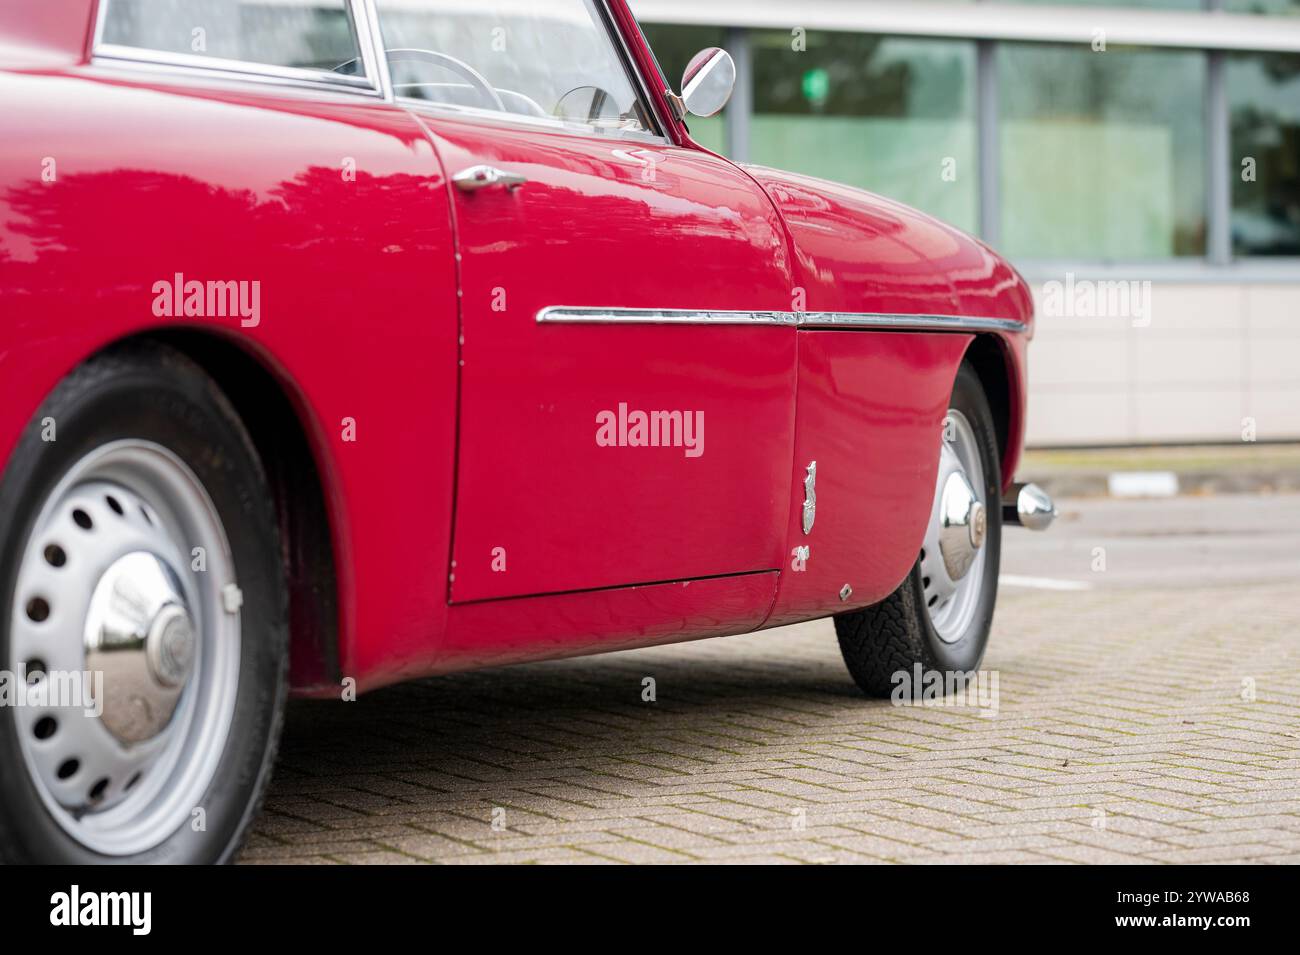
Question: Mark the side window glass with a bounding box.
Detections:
[373,0,655,134]
[99,0,364,76]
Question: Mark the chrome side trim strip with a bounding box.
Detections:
[536,306,1025,334]
[801,312,1025,333]
[538,307,800,326]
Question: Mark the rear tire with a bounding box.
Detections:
[0,342,287,863]
[835,363,1002,698]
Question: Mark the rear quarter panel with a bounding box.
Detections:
[0,65,459,692]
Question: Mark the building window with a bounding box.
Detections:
[750,30,979,235]
[998,43,1206,259]
[1002,0,1201,7]
[1228,52,1300,256]
[1226,0,1300,13]
[638,23,729,154]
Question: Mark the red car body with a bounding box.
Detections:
[0,1,1033,697]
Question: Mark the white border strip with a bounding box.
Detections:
[629,1,1300,54]
[536,306,1026,333]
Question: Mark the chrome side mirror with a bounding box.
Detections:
[680,47,735,118]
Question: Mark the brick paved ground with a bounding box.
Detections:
[241,565,1300,864]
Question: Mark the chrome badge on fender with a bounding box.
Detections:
[802,460,817,534]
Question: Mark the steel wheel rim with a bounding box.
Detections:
[9,440,240,856]
[919,409,988,644]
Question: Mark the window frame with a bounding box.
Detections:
[89,0,672,144]
[91,0,385,98]
[993,39,1211,262]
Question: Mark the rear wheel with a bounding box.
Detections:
[0,343,287,863]
[835,363,1002,697]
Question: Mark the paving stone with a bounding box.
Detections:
[244,583,1300,865]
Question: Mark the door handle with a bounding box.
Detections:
[452,164,528,193]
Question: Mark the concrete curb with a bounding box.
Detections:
[1019,468,1300,499]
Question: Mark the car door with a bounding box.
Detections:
[372,0,799,603]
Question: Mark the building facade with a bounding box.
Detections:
[632,0,1300,446]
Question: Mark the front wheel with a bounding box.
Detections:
[835,362,1002,698]
[0,343,287,863]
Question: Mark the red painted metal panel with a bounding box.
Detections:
[437,570,777,678]
[419,115,799,604]
[0,14,1036,689]
[0,69,460,690]
[764,330,973,627]
[991,329,1029,490]
[742,163,1033,490]
[0,0,94,63]
[741,164,1032,323]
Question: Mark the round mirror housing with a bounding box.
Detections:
[680,47,736,118]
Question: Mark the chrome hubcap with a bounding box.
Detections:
[9,441,240,855]
[85,551,197,745]
[919,410,989,644]
[938,470,985,582]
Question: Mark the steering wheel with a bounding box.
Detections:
[334,48,506,112]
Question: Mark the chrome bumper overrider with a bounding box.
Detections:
[1002,482,1056,530]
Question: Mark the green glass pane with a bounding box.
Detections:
[1228,52,1300,255]
[1225,0,1300,13]
[750,31,979,235]
[751,117,978,233]
[685,115,726,153]
[998,43,1206,259]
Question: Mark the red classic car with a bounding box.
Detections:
[0,0,1054,863]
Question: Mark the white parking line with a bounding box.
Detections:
[1000,574,1095,591]
[1108,470,1179,498]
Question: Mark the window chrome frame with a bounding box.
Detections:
[91,0,385,98]
[597,0,671,139]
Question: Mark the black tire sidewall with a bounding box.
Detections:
[0,345,286,864]
[910,363,1002,675]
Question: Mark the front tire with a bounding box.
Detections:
[0,342,287,863]
[835,362,1002,698]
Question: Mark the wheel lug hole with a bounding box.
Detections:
[25,659,47,684]
[72,508,93,531]
[105,495,124,516]
[43,544,66,568]
[56,758,79,780]
[25,596,50,623]
[33,716,57,740]
[88,777,110,803]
